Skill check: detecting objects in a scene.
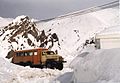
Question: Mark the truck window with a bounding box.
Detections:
[42,52,46,56]
[46,51,55,55]
[34,52,37,55]
[25,52,29,56]
[16,52,24,56]
[16,53,19,56]
[25,52,33,56]
[29,52,33,56]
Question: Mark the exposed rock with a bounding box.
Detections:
[27,38,33,46]
[0,15,60,58]
[6,50,15,59]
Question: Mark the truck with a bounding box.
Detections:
[11,48,66,70]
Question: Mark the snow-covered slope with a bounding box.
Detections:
[0,17,13,27]
[37,7,119,59]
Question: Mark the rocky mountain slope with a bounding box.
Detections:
[0,15,60,58]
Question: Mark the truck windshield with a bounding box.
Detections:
[46,51,55,55]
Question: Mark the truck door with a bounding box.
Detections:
[41,51,47,63]
[33,51,38,65]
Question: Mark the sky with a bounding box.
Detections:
[0,0,118,20]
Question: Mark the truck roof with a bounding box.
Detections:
[15,48,48,52]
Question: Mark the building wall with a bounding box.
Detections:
[100,38,120,49]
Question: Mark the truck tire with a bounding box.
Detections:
[26,61,32,66]
[46,61,54,69]
[19,62,25,66]
[56,63,63,70]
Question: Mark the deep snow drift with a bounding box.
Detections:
[71,48,120,83]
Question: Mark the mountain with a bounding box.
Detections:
[0,15,60,58]
[0,3,119,83]
[0,6,118,60]
[37,6,119,58]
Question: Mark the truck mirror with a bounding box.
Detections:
[55,50,58,54]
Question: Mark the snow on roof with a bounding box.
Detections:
[98,25,120,35]
[96,25,120,38]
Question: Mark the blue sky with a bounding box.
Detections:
[0,0,118,20]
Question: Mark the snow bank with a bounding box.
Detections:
[71,48,120,83]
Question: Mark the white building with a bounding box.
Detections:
[95,25,120,49]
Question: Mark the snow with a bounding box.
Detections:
[37,7,118,60]
[0,5,119,83]
[0,57,73,83]
[97,25,120,36]
[71,48,120,83]
[2,47,120,83]
[0,17,13,27]
[11,15,29,26]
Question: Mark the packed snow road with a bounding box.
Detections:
[0,58,73,83]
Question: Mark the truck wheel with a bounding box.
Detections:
[26,61,32,66]
[19,62,25,66]
[46,62,53,69]
[56,63,63,70]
